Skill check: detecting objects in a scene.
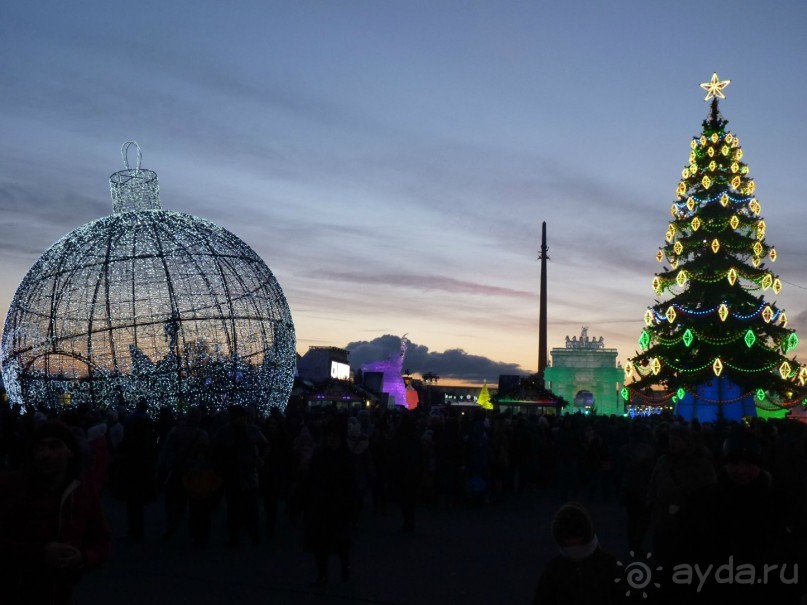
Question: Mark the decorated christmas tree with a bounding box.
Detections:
[477,381,493,410]
[625,74,806,421]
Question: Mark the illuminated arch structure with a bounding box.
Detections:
[1,143,296,414]
[544,327,624,415]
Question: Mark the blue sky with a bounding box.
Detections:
[2,1,806,383]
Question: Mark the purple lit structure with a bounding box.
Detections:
[361,335,411,409]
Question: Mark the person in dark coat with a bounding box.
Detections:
[532,501,622,604]
[0,420,111,604]
[113,398,157,540]
[213,404,268,546]
[688,429,800,603]
[304,418,357,587]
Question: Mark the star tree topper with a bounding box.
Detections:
[700,72,730,101]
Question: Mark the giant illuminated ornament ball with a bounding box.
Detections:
[1,143,296,414]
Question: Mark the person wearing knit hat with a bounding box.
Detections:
[532,502,621,604]
[0,421,111,604]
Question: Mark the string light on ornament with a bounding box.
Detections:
[719,303,729,322]
[727,268,738,285]
[691,217,701,231]
[721,145,730,156]
[702,175,713,189]
[656,249,664,262]
[676,270,688,287]
[710,132,719,144]
[674,241,684,255]
[677,387,686,400]
[780,361,793,379]
[713,358,724,376]
[687,197,696,212]
[770,248,777,262]
[799,367,807,386]
[624,361,633,379]
[729,215,739,229]
[762,305,774,323]
[644,310,655,327]
[677,182,687,197]
[734,148,743,160]
[757,220,766,238]
[753,241,763,256]
[744,329,756,348]
[711,239,721,253]
[652,276,662,294]
[666,226,675,242]
[709,160,717,171]
[749,199,761,214]
[731,162,739,173]
[670,204,678,218]
[651,358,662,375]
[773,278,782,295]
[670,258,679,269]
[785,333,799,354]
[720,193,729,207]
[726,134,734,144]
[682,329,694,347]
[752,256,761,267]
[756,389,766,401]
[745,181,756,194]
[621,387,630,401]
[731,176,741,189]
[761,274,773,290]
[666,306,677,323]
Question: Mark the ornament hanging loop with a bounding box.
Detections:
[110,141,161,213]
[121,141,143,172]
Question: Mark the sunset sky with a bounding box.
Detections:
[2,1,806,384]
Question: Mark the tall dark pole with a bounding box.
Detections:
[538,222,548,384]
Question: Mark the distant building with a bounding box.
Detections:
[297,346,351,383]
[544,327,624,416]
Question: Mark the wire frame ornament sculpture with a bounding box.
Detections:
[1,142,296,414]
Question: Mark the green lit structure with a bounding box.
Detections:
[544,327,624,415]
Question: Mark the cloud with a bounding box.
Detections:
[308,270,534,299]
[346,334,526,382]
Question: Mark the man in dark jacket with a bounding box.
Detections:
[0,420,111,604]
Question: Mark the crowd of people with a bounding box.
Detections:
[1,397,806,603]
